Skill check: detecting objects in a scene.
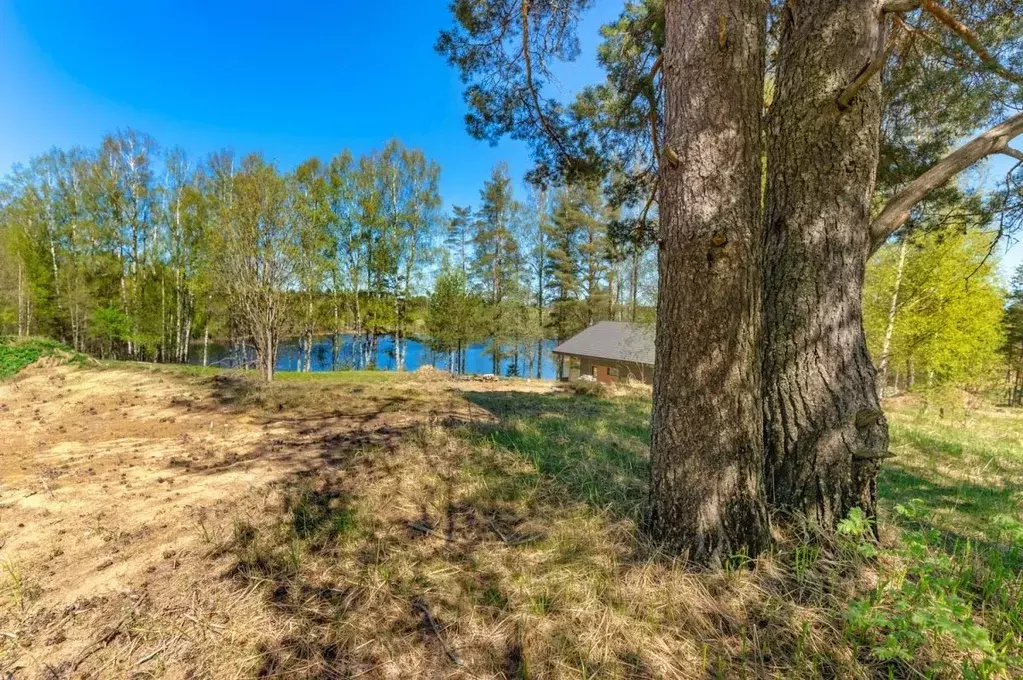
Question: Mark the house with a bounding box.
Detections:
[552,321,655,385]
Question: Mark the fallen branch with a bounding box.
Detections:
[414,599,463,668]
[486,518,544,546]
[132,641,172,668]
[409,521,463,543]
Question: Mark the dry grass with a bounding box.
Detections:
[196,424,879,679]
[1,364,1021,678]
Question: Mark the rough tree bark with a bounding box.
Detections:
[763,0,889,528]
[646,0,771,562]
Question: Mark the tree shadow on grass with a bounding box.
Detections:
[879,464,1023,570]
[458,391,651,521]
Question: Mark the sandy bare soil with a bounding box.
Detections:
[0,364,556,679]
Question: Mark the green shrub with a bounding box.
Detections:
[841,503,1023,678]
[0,336,84,378]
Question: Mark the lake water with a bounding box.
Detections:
[191,334,562,380]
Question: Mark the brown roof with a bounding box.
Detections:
[552,321,655,366]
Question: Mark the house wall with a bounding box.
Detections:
[565,355,653,385]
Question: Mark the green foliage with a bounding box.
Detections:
[851,400,1023,677]
[88,306,130,351]
[0,132,451,377]
[877,0,1023,203]
[864,224,1005,394]
[435,0,602,183]
[546,182,614,341]
[843,505,1019,678]
[836,507,878,558]
[426,268,483,359]
[0,336,83,378]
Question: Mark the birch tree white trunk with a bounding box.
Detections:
[877,237,908,398]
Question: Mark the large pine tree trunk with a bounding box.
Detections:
[646,0,770,562]
[763,0,889,529]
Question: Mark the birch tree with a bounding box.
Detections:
[216,154,297,382]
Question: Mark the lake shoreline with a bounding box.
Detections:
[190,332,562,380]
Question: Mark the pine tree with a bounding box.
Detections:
[471,163,520,374]
[427,268,482,374]
[546,186,584,351]
[445,205,473,276]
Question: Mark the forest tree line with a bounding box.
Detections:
[0,127,1016,396]
[0,131,656,380]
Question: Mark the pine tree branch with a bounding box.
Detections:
[838,22,898,110]
[882,0,923,13]
[520,0,574,168]
[921,1,1023,86]
[869,111,1023,254]
[880,1,1023,86]
[1001,147,1023,163]
[841,0,1022,110]
[648,102,661,164]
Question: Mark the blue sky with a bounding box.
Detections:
[0,0,618,211]
[1,0,1019,277]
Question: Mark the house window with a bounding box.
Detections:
[608,367,619,378]
[591,365,599,377]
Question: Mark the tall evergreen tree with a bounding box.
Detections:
[445,205,473,276]
[472,163,521,374]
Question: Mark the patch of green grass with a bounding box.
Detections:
[0,560,42,612]
[0,336,85,378]
[288,488,359,546]
[881,403,1023,552]
[459,391,651,519]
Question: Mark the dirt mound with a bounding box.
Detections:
[413,364,450,381]
[0,337,87,379]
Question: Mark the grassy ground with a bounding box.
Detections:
[209,380,1023,678]
[882,400,1023,554]
[2,354,1021,678]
